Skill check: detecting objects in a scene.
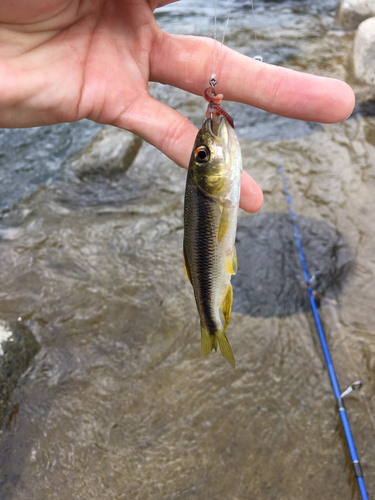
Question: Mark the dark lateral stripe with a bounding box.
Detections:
[193,186,218,334]
[184,175,222,335]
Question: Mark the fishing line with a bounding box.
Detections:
[278,160,369,500]
[251,0,263,61]
[211,0,263,87]
[221,0,234,45]
[211,0,234,86]
[211,0,217,80]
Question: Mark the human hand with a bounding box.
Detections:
[0,0,355,213]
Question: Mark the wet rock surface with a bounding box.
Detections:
[69,126,142,180]
[354,17,375,84]
[354,85,375,104]
[0,321,40,431]
[233,212,354,318]
[337,0,375,29]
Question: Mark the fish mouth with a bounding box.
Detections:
[202,116,228,140]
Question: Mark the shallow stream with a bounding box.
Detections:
[0,1,375,499]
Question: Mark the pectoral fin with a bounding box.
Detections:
[226,247,238,275]
[218,204,234,244]
[221,284,233,330]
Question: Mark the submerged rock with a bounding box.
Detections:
[354,17,375,84]
[232,213,355,318]
[0,321,40,430]
[337,0,375,29]
[69,126,143,180]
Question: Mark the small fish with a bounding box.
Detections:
[183,95,242,368]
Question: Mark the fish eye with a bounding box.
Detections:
[195,146,210,163]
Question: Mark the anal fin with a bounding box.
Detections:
[221,284,233,330]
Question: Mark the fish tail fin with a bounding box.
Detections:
[201,324,235,369]
[201,324,217,357]
[217,330,235,369]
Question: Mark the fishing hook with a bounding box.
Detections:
[209,76,217,94]
[204,84,235,129]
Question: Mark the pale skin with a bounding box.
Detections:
[0,0,355,213]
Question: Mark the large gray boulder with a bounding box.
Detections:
[70,126,142,180]
[337,0,375,29]
[354,17,375,84]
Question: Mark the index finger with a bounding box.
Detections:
[150,33,355,123]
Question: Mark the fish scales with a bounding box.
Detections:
[183,116,242,368]
[185,179,221,333]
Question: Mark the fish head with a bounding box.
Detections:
[188,117,242,198]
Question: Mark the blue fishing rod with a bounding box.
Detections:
[278,161,369,500]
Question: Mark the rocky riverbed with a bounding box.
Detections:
[0,1,375,499]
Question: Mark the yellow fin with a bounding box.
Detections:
[226,246,238,275]
[217,330,235,369]
[232,246,238,274]
[183,250,191,283]
[221,284,233,330]
[217,204,234,245]
[201,325,217,357]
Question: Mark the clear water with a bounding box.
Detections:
[0,1,375,499]
[0,121,103,216]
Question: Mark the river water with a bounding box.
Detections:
[1,1,375,499]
